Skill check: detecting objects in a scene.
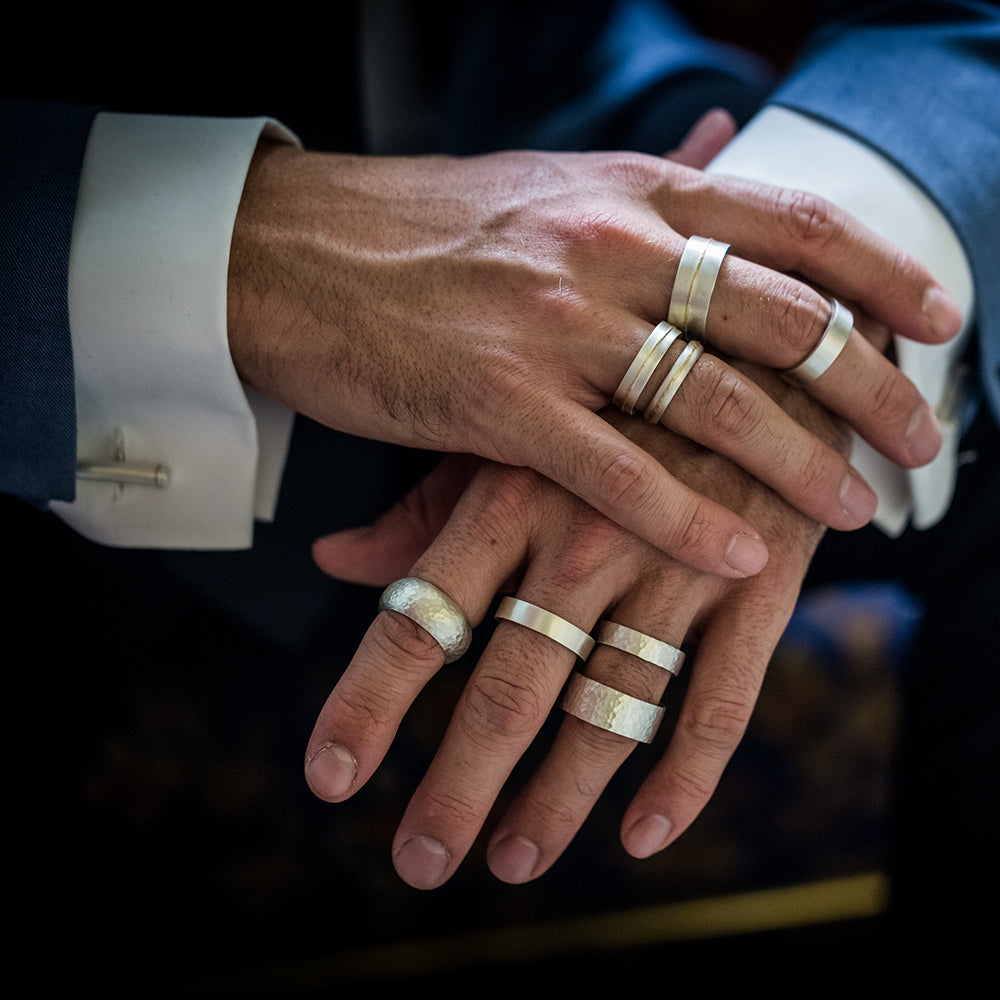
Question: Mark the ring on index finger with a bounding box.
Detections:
[379,577,472,664]
[669,235,730,338]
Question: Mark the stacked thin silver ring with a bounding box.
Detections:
[613,235,729,425]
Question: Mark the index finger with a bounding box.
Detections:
[663,169,963,345]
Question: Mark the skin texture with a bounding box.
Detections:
[305,365,837,889]
[227,117,959,582]
[224,111,961,889]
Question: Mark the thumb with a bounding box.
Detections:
[312,454,477,585]
[665,108,737,168]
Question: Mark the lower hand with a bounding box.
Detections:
[305,364,835,888]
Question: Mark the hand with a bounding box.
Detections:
[228,118,958,578]
[304,364,838,888]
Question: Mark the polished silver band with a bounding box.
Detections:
[644,340,704,424]
[594,621,685,675]
[613,321,682,415]
[561,673,665,743]
[785,299,854,383]
[379,577,472,664]
[495,596,595,660]
[669,235,730,337]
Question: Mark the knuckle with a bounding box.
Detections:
[775,283,830,358]
[419,785,483,830]
[595,449,659,517]
[463,670,544,746]
[678,690,752,756]
[705,367,763,442]
[776,188,839,252]
[675,499,719,561]
[329,682,396,734]
[377,609,446,667]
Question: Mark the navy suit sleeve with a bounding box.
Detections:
[767,1,1000,426]
[0,101,98,505]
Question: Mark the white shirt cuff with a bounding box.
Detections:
[706,106,975,535]
[54,112,299,549]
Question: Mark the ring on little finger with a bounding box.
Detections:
[379,577,472,663]
[594,620,685,675]
[783,298,854,383]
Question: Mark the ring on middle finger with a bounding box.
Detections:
[669,235,730,338]
[495,596,595,660]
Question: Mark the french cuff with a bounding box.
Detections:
[706,106,975,535]
[53,112,300,549]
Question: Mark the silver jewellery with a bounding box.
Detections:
[785,299,854,383]
[613,321,683,415]
[561,673,665,743]
[594,620,685,675]
[379,577,472,664]
[668,235,730,338]
[495,596,595,660]
[644,339,704,424]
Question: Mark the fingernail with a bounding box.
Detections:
[923,286,962,341]
[393,835,450,890]
[625,814,673,858]
[488,834,541,884]
[725,533,768,577]
[840,472,877,526]
[304,743,357,800]
[906,404,942,466]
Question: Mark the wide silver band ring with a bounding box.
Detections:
[785,299,854,383]
[669,235,730,337]
[561,673,665,743]
[594,621,685,675]
[495,596,595,660]
[379,577,472,664]
[613,321,682,415]
[644,340,704,424]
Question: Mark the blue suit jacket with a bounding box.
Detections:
[2,0,998,510]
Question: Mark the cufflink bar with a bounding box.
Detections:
[75,427,170,490]
[76,461,170,488]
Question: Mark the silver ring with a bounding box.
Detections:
[613,322,683,415]
[669,236,730,337]
[785,299,854,383]
[561,673,665,743]
[594,621,685,675]
[495,596,595,660]
[379,577,472,664]
[644,340,704,424]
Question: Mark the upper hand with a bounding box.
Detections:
[228,125,958,578]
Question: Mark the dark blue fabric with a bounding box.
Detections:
[440,0,777,154]
[1,101,97,504]
[768,0,1000,425]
